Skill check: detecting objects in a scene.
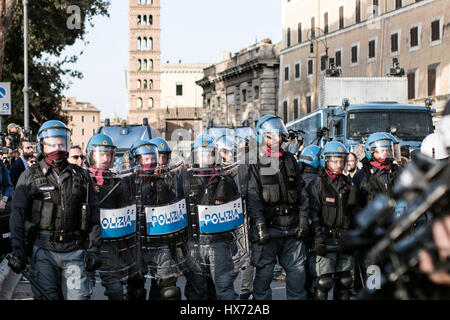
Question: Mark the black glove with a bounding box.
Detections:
[295,218,309,240]
[84,249,102,272]
[7,251,27,274]
[256,222,270,245]
[314,243,327,257]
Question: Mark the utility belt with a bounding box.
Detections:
[37,230,82,243]
[197,230,237,245]
[322,227,346,240]
[142,228,188,246]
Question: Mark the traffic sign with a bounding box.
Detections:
[0,82,11,115]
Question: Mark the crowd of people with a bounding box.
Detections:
[2,100,450,301]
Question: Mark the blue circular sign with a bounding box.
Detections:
[0,87,6,98]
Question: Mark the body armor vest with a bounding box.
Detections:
[29,164,87,236]
[319,175,353,230]
[363,164,399,201]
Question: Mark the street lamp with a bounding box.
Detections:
[23,0,30,138]
[308,27,330,110]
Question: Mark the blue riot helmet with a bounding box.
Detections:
[255,114,288,145]
[365,132,397,162]
[129,140,159,169]
[320,141,349,174]
[215,134,238,165]
[37,120,71,165]
[149,137,171,166]
[299,145,321,168]
[191,134,217,168]
[86,133,116,169]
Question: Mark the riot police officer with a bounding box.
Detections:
[353,132,402,206]
[247,114,308,300]
[298,145,322,298]
[149,137,172,166]
[184,134,247,300]
[420,132,449,163]
[130,139,188,300]
[8,120,102,300]
[86,133,138,300]
[306,141,360,300]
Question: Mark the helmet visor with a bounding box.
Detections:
[260,117,288,137]
[193,149,215,168]
[88,146,115,169]
[40,128,71,154]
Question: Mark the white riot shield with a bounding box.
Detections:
[135,161,190,280]
[89,168,138,281]
[185,163,249,277]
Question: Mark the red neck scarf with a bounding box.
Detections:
[370,160,391,171]
[90,166,107,185]
[262,145,284,158]
[326,168,342,180]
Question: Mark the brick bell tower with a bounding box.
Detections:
[127,0,162,128]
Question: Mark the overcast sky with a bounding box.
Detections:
[61,0,281,119]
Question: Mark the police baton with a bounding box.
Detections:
[6,254,53,300]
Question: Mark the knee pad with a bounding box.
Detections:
[160,286,181,300]
[337,272,354,289]
[314,276,333,300]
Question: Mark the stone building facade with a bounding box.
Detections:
[280,0,450,123]
[196,39,281,128]
[61,97,101,150]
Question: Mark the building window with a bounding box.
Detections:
[149,59,153,70]
[148,98,154,108]
[81,115,84,122]
[407,70,416,99]
[70,115,73,122]
[93,129,95,135]
[148,38,153,51]
[320,54,327,72]
[137,15,141,25]
[391,32,399,53]
[431,19,441,43]
[306,95,312,114]
[138,59,142,71]
[143,15,147,25]
[295,62,301,79]
[176,83,183,96]
[137,97,143,109]
[428,64,438,96]
[294,98,299,119]
[92,116,95,123]
[395,0,402,9]
[254,86,260,99]
[410,26,419,48]
[287,27,291,47]
[149,15,153,25]
[311,17,315,38]
[335,50,342,67]
[351,45,358,65]
[82,129,84,136]
[323,12,328,34]
[137,37,141,50]
[355,0,361,24]
[137,80,141,89]
[368,39,376,59]
[307,59,314,76]
[372,0,379,16]
[242,89,247,102]
[283,100,288,124]
[143,59,147,71]
[339,6,344,29]
[149,80,153,89]
[144,80,148,89]
[297,23,302,43]
[284,66,290,82]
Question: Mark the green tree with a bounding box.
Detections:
[1,0,110,138]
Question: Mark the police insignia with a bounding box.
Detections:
[161,142,165,150]
[103,140,108,145]
[43,192,51,200]
[276,122,281,129]
[338,147,342,152]
[203,141,208,147]
[325,197,335,203]
[146,145,151,150]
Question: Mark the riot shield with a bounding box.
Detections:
[135,160,190,280]
[184,163,249,277]
[89,167,138,281]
